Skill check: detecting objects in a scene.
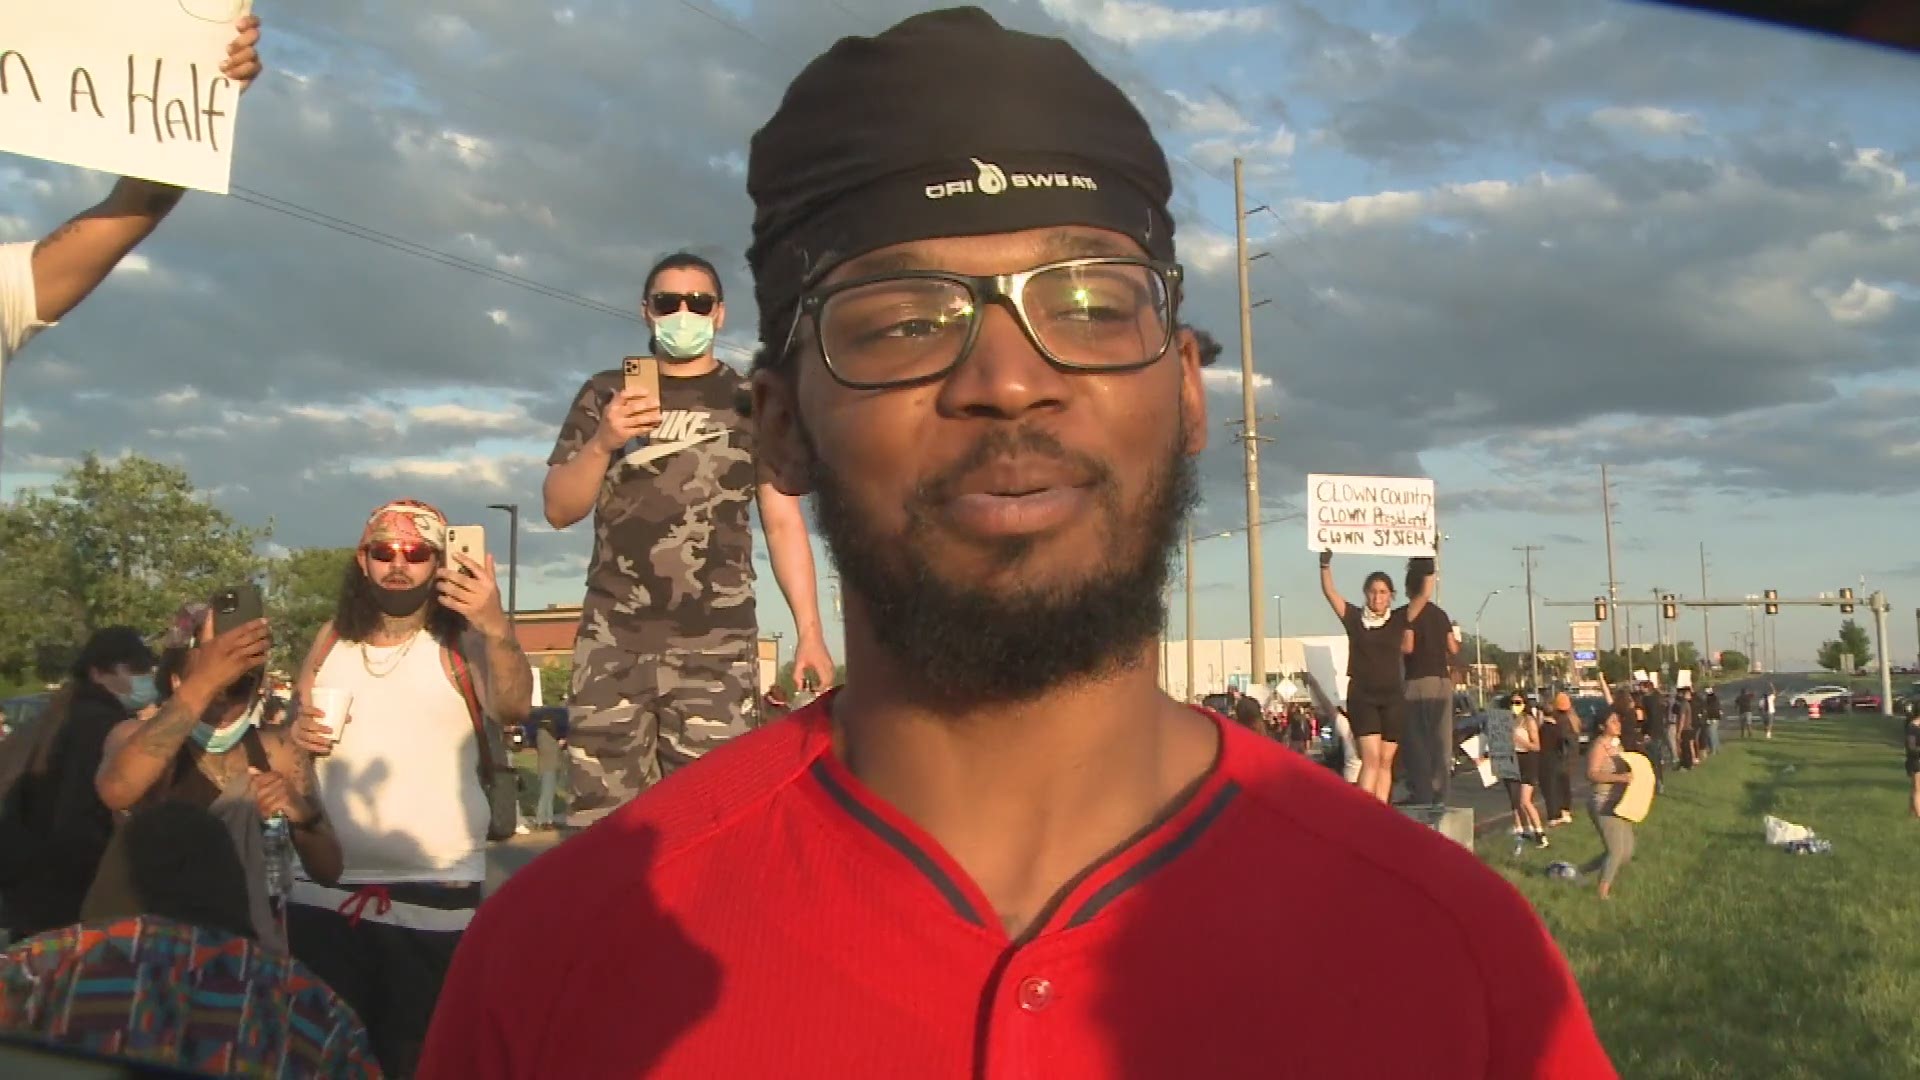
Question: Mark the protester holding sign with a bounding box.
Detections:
[1319,548,1432,802]
[0,14,261,442]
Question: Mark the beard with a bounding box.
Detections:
[807,420,1198,707]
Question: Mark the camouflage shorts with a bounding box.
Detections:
[565,635,758,826]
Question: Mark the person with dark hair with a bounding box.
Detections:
[541,250,833,826]
[1540,693,1577,826]
[92,605,344,954]
[1232,695,1264,732]
[1903,700,1919,818]
[420,10,1608,1078]
[1319,552,1431,802]
[1398,555,1459,807]
[0,628,156,938]
[280,498,531,1077]
[0,802,377,1076]
[1576,708,1638,901]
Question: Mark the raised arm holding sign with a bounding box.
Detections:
[0,11,259,468]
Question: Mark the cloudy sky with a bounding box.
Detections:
[3,0,1917,672]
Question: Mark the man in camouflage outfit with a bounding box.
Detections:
[544,252,833,826]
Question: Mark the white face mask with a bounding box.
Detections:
[654,311,715,360]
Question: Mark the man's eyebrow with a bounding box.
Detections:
[837,233,1144,278]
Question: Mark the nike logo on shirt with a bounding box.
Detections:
[621,410,725,468]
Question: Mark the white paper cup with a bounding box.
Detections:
[309,687,353,743]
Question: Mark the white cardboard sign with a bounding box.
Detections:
[1307,473,1438,557]
[0,0,251,194]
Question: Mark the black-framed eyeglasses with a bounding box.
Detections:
[649,291,719,317]
[785,256,1184,390]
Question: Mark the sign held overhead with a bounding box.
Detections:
[1307,473,1438,557]
[0,0,252,194]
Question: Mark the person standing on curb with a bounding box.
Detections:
[1399,556,1457,808]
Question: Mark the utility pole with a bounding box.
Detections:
[1697,543,1712,682]
[1515,546,1542,689]
[1232,156,1267,691]
[1650,587,1666,678]
[1600,465,1621,654]
[1872,592,1893,715]
[1184,524,1196,702]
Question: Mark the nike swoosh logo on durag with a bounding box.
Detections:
[621,428,726,468]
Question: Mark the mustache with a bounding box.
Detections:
[913,427,1112,507]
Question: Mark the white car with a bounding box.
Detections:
[1791,685,1848,709]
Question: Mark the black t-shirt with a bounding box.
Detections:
[1639,694,1668,737]
[1341,604,1408,699]
[1401,603,1453,680]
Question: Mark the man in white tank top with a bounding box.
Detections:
[286,499,533,1076]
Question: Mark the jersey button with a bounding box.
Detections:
[1017,976,1054,1013]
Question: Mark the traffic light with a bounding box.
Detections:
[1662,593,1678,621]
[1593,597,1608,622]
[1839,587,1854,615]
[1764,589,1779,616]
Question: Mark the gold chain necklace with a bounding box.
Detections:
[360,630,420,678]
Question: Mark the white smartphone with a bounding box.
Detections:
[445,525,487,576]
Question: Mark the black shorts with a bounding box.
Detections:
[1348,696,1405,743]
[288,882,479,1076]
[1516,750,1540,785]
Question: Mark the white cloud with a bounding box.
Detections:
[1846,147,1909,192]
[1201,368,1275,391]
[1180,228,1238,277]
[1292,189,1427,229]
[157,387,200,407]
[1038,0,1273,47]
[405,402,528,428]
[1167,90,1253,135]
[1815,279,1898,324]
[1590,105,1702,138]
[360,454,540,492]
[1188,126,1298,172]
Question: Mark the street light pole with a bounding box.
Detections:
[1273,594,1285,675]
[485,503,520,627]
[1474,588,1501,709]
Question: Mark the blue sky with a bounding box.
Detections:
[3,0,1917,671]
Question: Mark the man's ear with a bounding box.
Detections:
[1175,326,1209,457]
[752,366,814,497]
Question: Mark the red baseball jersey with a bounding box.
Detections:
[420,698,1614,1079]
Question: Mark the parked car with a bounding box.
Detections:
[1845,693,1881,713]
[0,692,53,739]
[1791,685,1848,709]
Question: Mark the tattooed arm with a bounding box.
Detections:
[31,180,187,325]
[440,553,533,728]
[29,17,263,324]
[95,616,271,811]
[258,730,344,885]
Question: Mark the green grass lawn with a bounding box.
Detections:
[1479,715,1919,1079]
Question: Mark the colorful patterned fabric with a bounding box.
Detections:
[359,499,448,552]
[0,916,379,1077]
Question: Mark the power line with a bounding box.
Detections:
[227,186,757,361]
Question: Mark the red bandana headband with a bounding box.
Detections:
[360,499,448,552]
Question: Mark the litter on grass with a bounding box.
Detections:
[1763,815,1833,854]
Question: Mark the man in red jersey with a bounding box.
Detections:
[419,8,1615,1078]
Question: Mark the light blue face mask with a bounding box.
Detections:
[191,695,264,755]
[116,673,159,712]
[653,311,715,360]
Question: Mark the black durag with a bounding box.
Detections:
[746,5,1178,366]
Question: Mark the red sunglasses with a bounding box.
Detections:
[365,541,436,565]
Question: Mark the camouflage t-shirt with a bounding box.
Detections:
[549,365,757,655]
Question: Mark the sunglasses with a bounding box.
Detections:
[648,291,718,317]
[365,541,436,565]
